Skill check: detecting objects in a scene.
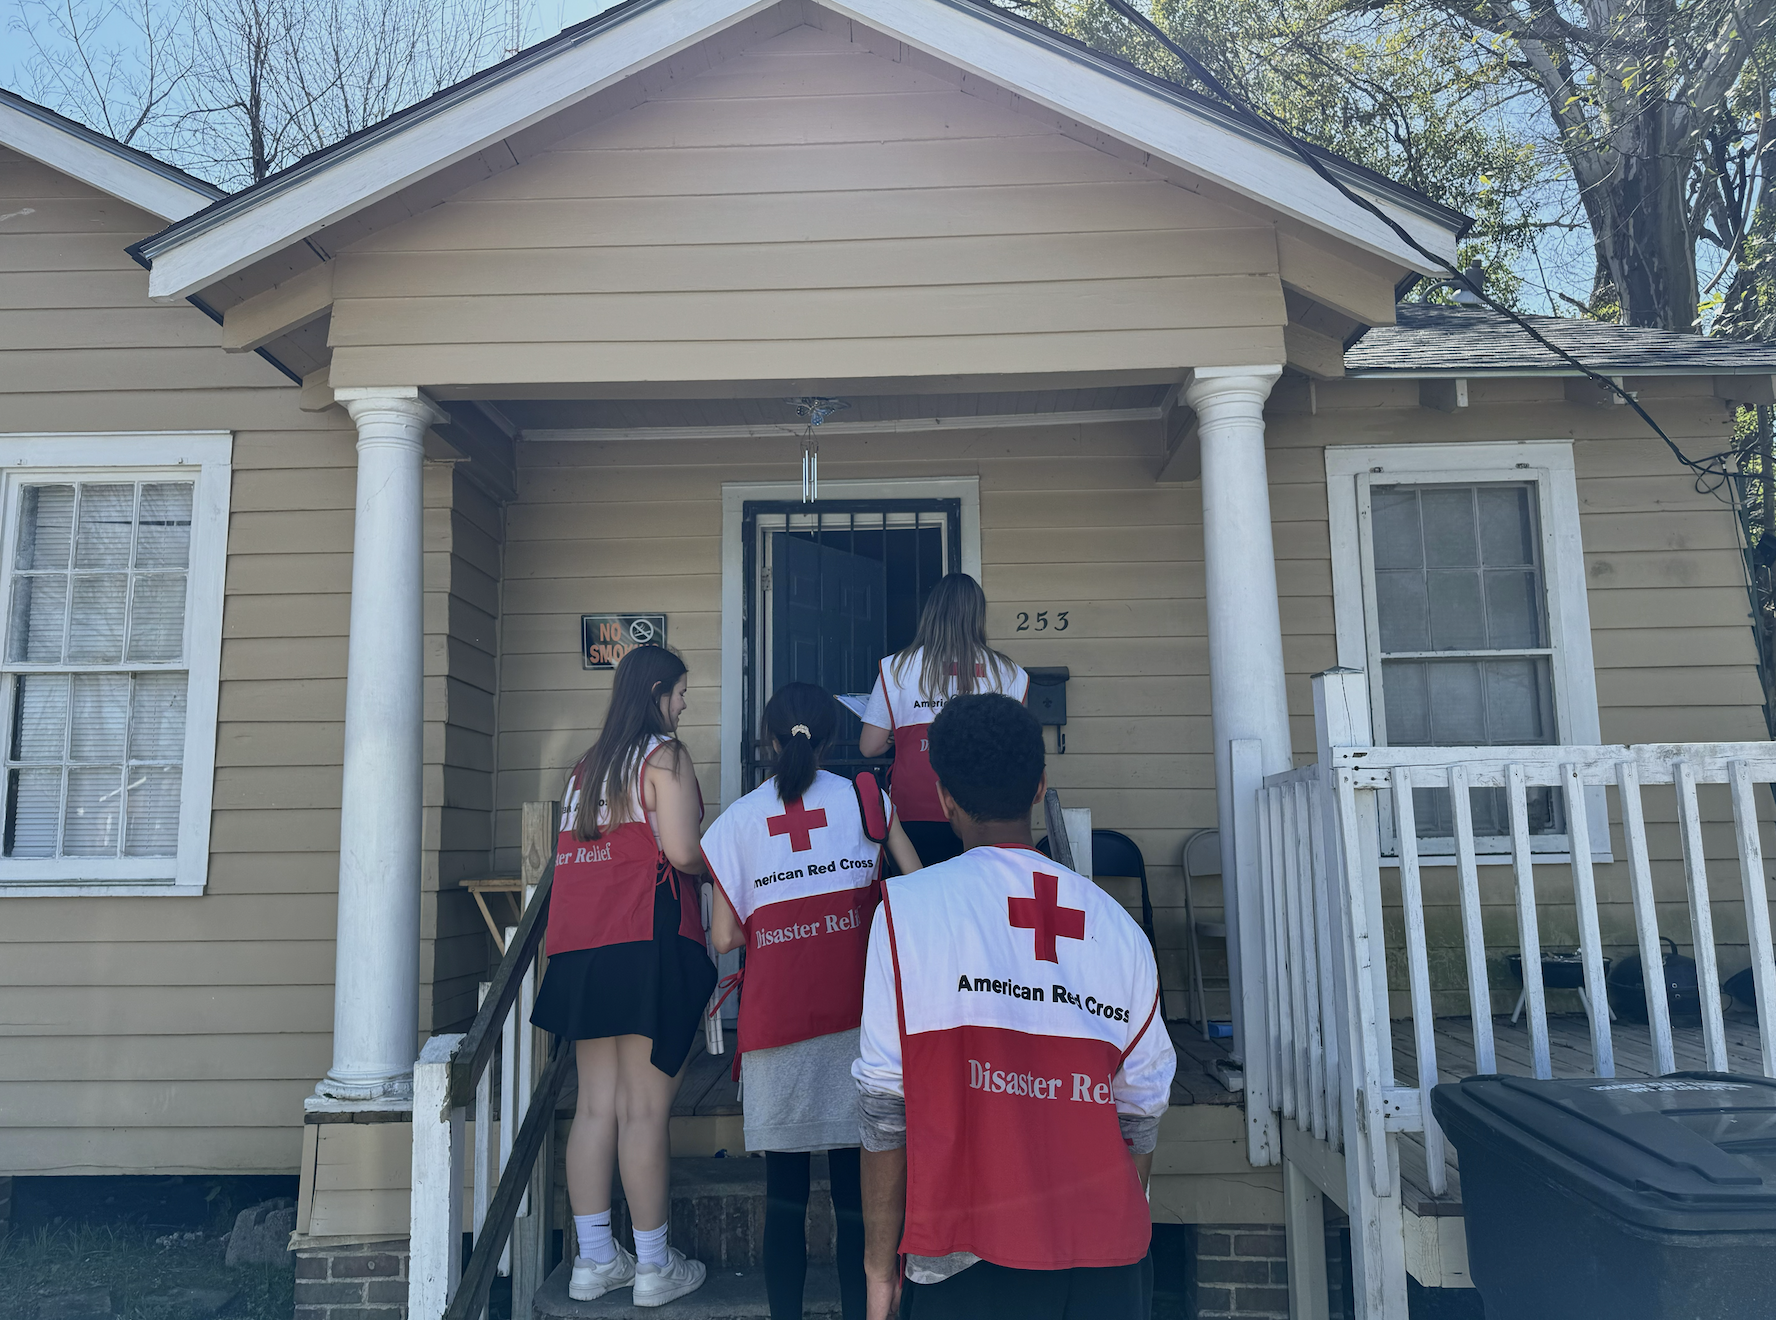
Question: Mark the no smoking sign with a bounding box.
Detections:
[581,613,668,669]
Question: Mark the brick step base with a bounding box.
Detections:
[533,1261,842,1318]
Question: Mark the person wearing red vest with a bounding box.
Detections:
[859,574,1028,866]
[529,645,714,1308]
[853,694,1175,1320]
[703,682,924,1320]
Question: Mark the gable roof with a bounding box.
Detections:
[132,0,1470,303]
[0,89,223,221]
[1347,303,1776,377]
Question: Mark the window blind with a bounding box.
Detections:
[3,481,193,859]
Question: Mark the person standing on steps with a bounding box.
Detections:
[528,644,713,1308]
[702,682,925,1320]
[858,573,1028,867]
[853,695,1176,1320]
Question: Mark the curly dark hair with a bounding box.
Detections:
[928,693,1044,823]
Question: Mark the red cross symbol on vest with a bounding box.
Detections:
[767,798,828,852]
[1008,871,1086,962]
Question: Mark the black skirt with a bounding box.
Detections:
[530,872,717,1076]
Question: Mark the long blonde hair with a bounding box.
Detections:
[890,573,1015,701]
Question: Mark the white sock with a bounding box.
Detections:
[633,1222,670,1268]
[574,1211,615,1265]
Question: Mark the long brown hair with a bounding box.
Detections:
[889,573,1015,702]
[571,645,688,841]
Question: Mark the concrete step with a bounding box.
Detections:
[533,1261,842,1318]
[566,1155,840,1271]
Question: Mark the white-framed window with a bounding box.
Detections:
[0,433,231,896]
[1326,440,1606,861]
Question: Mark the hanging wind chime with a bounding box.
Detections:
[787,397,849,502]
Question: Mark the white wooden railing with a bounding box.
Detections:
[1246,669,1776,1318]
[411,802,565,1320]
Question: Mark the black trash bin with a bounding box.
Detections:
[1431,1072,1776,1320]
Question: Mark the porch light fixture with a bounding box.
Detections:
[787,397,850,502]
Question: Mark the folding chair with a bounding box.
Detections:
[1181,828,1226,1039]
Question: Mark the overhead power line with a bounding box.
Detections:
[1098,0,1737,488]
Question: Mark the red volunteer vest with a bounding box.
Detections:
[546,747,704,957]
[702,770,885,1055]
[872,655,1030,822]
[881,845,1157,1270]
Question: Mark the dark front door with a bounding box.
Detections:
[770,533,886,729]
[743,499,959,792]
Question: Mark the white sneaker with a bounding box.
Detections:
[568,1241,636,1301]
[631,1246,706,1307]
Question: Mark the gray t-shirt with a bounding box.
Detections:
[742,1027,863,1153]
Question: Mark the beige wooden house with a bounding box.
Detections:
[5,0,1776,1313]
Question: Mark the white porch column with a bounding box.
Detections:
[1187,364,1291,1065]
[315,387,445,1102]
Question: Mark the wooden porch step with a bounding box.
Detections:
[546,1154,843,1271]
[534,1261,842,1317]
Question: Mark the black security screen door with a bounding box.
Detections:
[743,500,961,792]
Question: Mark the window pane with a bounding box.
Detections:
[1484,569,1543,648]
[1426,570,1487,650]
[9,574,67,663]
[1478,486,1536,566]
[1381,660,1431,744]
[70,673,128,762]
[125,574,185,662]
[1469,786,1509,837]
[74,484,135,570]
[129,673,187,761]
[63,765,123,856]
[1420,488,1478,568]
[1375,570,1429,651]
[6,767,61,857]
[17,486,74,570]
[1425,660,1487,744]
[1412,785,1453,836]
[67,574,126,663]
[124,764,180,857]
[1486,657,1556,743]
[1371,488,1424,570]
[12,674,68,761]
[136,483,193,570]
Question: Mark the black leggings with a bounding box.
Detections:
[765,1147,865,1320]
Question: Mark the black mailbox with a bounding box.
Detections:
[1026,666,1070,751]
[1026,666,1070,723]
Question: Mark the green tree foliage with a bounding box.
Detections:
[1002,0,1548,306]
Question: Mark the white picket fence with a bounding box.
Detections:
[1245,669,1776,1319]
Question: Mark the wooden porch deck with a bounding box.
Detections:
[1387,1010,1767,1216]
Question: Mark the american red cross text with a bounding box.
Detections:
[1008,871,1085,962]
[766,797,828,852]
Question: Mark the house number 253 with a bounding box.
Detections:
[1015,610,1069,632]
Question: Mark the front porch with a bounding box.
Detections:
[283,351,1774,1320]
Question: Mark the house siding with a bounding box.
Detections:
[0,146,480,1173]
[322,16,1289,392]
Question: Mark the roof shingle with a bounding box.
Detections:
[1346,303,1776,376]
